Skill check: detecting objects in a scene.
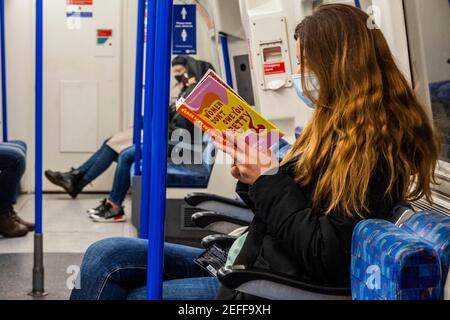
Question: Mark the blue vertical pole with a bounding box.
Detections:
[35,0,43,239]
[354,0,361,8]
[146,0,173,300]
[219,32,233,88]
[133,0,146,177]
[30,0,46,297]
[0,0,8,142]
[139,0,157,239]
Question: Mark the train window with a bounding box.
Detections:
[405,0,450,163]
[404,0,450,209]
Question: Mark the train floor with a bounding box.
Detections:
[0,194,136,300]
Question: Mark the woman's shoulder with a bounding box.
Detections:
[280,157,299,176]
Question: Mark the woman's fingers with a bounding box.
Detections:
[212,129,277,168]
[211,130,238,162]
[230,165,241,180]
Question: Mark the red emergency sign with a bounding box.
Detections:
[97,29,113,37]
[264,62,286,75]
[67,0,93,5]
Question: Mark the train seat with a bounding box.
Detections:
[190,204,448,300]
[131,134,216,189]
[399,211,450,299]
[351,219,443,300]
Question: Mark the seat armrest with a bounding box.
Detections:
[185,193,249,209]
[192,211,252,229]
[390,203,416,226]
[218,266,351,297]
[201,234,238,249]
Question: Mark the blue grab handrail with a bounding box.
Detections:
[146,0,174,300]
[139,0,157,240]
[219,32,233,88]
[133,0,146,177]
[355,0,361,8]
[0,0,8,142]
[35,0,43,235]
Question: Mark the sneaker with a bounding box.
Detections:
[87,199,109,216]
[90,203,127,223]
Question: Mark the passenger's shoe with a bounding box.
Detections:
[45,168,88,199]
[10,208,35,232]
[87,199,109,216]
[90,203,127,223]
[0,212,29,238]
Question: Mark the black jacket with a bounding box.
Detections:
[217,158,398,300]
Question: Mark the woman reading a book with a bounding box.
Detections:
[71,4,440,300]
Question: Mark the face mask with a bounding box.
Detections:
[175,74,186,84]
[292,74,319,109]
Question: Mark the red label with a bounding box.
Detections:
[67,0,93,5]
[97,29,113,37]
[264,62,286,75]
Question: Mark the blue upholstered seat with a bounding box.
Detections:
[351,219,442,300]
[400,211,450,298]
[131,135,216,189]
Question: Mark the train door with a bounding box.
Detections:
[43,0,124,192]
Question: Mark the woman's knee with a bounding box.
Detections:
[118,149,135,165]
[1,148,26,175]
[82,237,147,272]
[14,152,26,176]
[10,140,27,153]
[84,238,127,265]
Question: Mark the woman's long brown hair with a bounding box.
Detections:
[284,4,441,219]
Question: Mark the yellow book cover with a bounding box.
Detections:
[176,70,284,147]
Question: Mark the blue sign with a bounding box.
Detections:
[172,4,197,55]
[66,11,93,18]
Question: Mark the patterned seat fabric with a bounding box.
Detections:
[351,219,442,300]
[400,211,450,298]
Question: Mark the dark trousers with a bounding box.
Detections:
[0,141,27,215]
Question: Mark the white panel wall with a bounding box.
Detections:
[4,0,126,192]
[60,80,99,153]
[43,0,124,192]
[414,0,450,83]
[4,0,35,191]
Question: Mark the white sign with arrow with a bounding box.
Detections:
[181,7,188,20]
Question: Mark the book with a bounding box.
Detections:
[176,70,285,148]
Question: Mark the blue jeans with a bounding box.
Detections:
[77,140,134,206]
[70,238,220,300]
[77,140,118,183]
[108,146,135,205]
[0,141,27,215]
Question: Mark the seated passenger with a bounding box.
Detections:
[44,133,133,201]
[0,140,35,238]
[70,4,441,300]
[45,56,215,222]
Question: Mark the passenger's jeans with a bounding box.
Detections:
[76,141,134,206]
[77,140,118,183]
[70,238,220,300]
[108,146,135,205]
[0,141,27,215]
